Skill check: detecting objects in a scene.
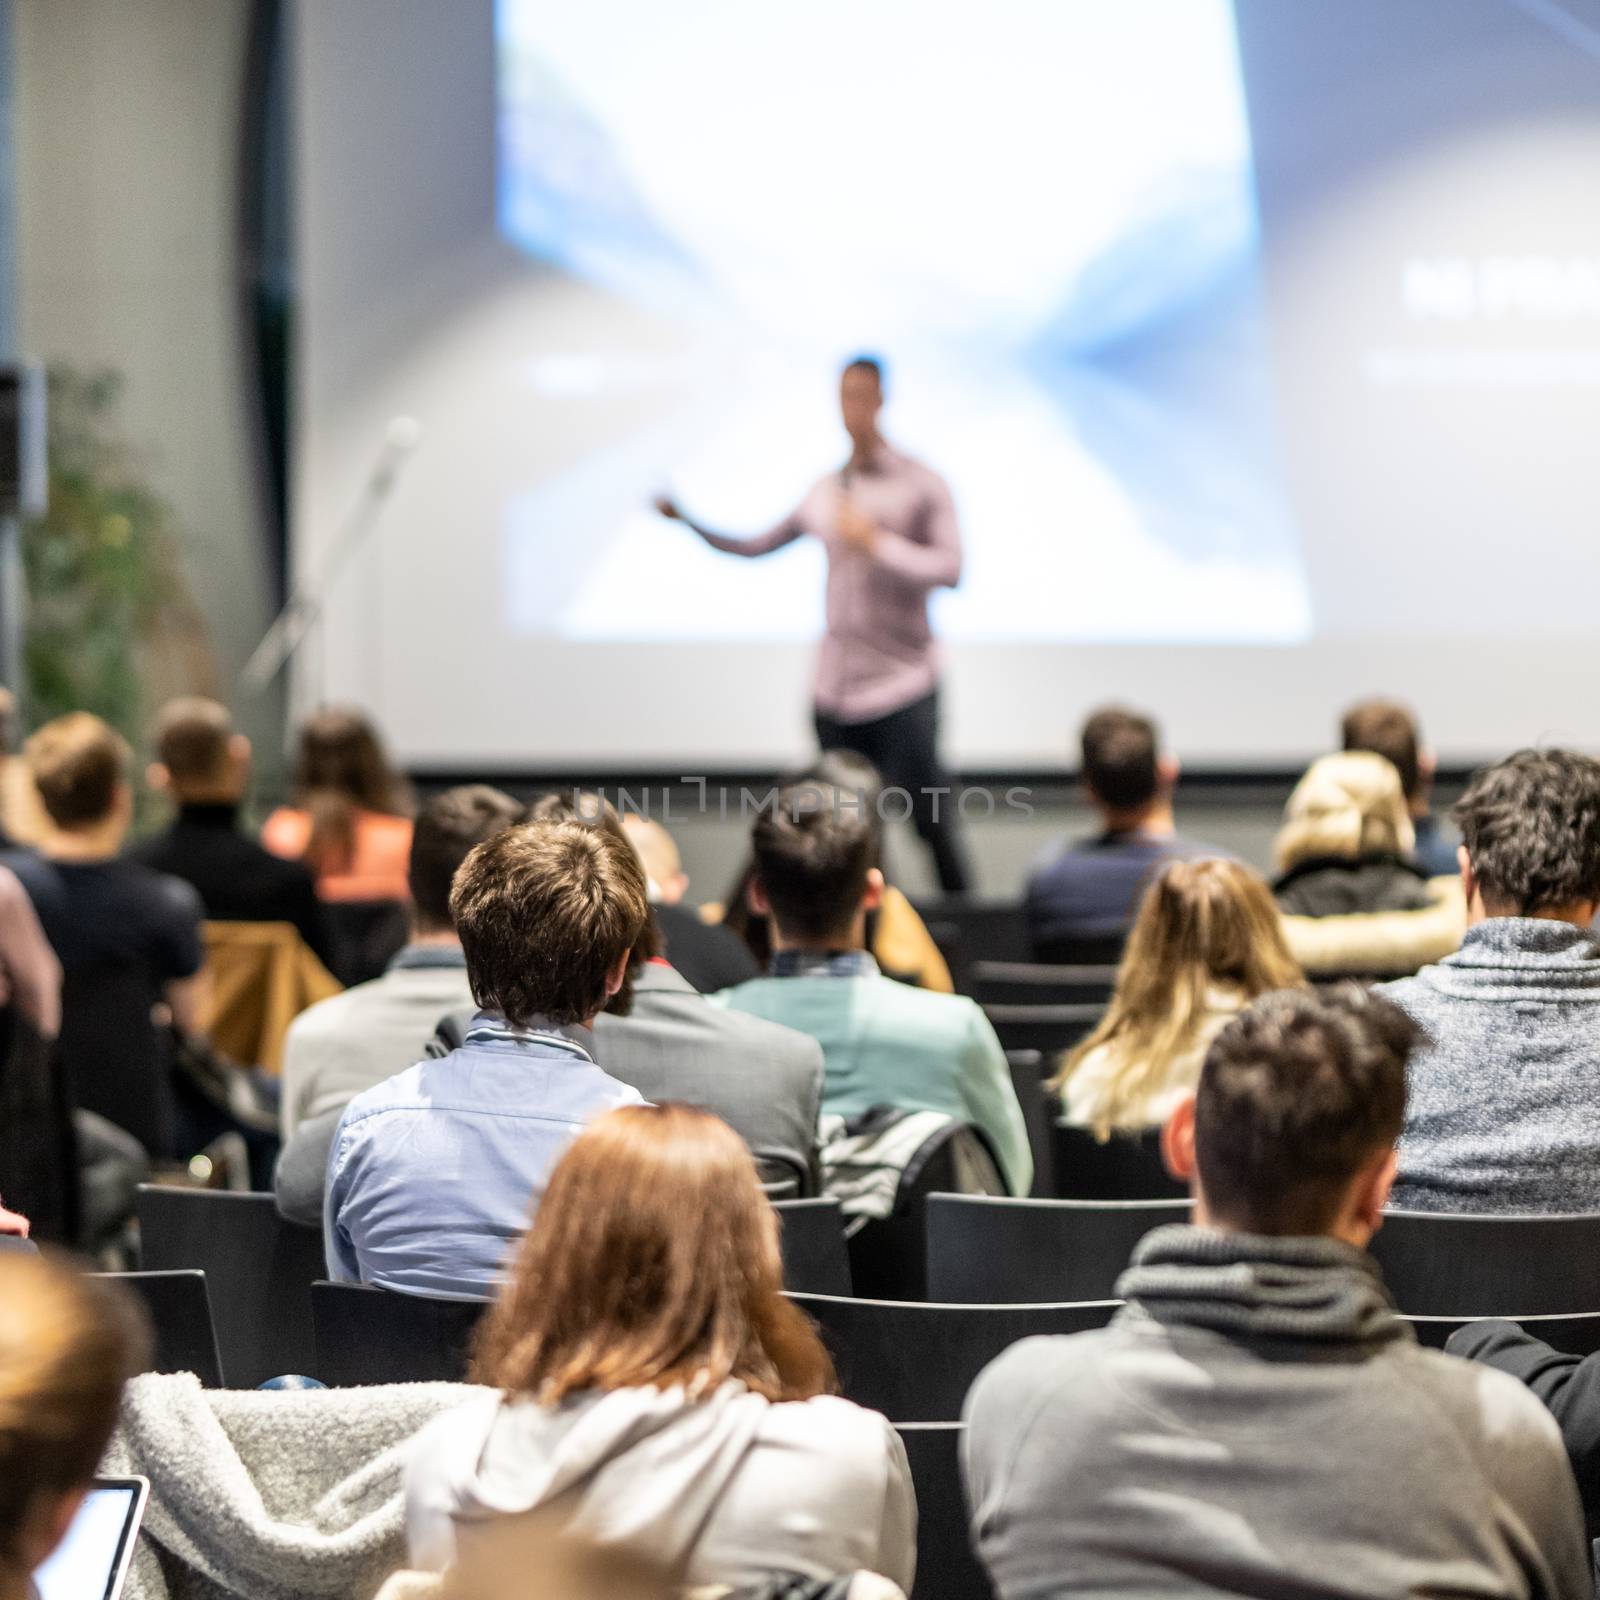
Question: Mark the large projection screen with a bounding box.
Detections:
[291,0,1600,770]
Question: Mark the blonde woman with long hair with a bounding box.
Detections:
[1052,858,1303,1139]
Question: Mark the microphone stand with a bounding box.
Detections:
[241,421,421,703]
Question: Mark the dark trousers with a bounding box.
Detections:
[814,689,972,895]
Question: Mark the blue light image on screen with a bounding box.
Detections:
[494,0,1310,645]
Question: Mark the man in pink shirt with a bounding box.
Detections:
[658,356,972,893]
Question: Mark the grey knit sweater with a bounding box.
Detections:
[962,1226,1588,1600]
[1381,917,1600,1214]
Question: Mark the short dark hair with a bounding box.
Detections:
[750,783,875,943]
[26,713,129,829]
[1081,707,1160,812]
[796,750,885,867]
[842,354,885,389]
[1194,986,1418,1236]
[449,820,648,1029]
[1454,748,1600,913]
[154,696,234,788]
[409,785,526,930]
[1341,698,1421,800]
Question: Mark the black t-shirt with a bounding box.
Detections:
[129,804,331,963]
[3,849,204,982]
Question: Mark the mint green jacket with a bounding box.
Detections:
[710,973,1032,1196]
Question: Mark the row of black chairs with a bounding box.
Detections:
[135,1184,1600,1386]
[133,1187,852,1388]
[923,1194,1600,1316]
[109,1266,1600,1421]
[915,900,1124,993]
[128,1188,1600,1384]
[92,1271,985,1600]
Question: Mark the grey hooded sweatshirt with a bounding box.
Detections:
[405,1379,915,1593]
[963,1226,1589,1600]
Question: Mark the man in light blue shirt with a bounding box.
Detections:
[713,781,1031,1195]
[325,818,648,1299]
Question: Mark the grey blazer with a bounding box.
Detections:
[596,963,824,1197]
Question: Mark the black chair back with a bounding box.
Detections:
[926,1194,1189,1303]
[973,962,1118,1008]
[312,1281,486,1386]
[895,1423,992,1600]
[791,1292,1116,1421]
[1051,1124,1187,1201]
[60,964,176,1159]
[1032,933,1126,967]
[323,899,411,988]
[982,1004,1103,1058]
[1406,1312,1600,1355]
[914,901,1031,996]
[1005,1051,1053,1198]
[849,1125,1004,1302]
[1371,1210,1600,1317]
[96,1269,224,1387]
[771,1198,852,1296]
[137,1187,326,1387]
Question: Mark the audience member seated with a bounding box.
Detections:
[406,1104,915,1592]
[1273,751,1465,978]
[538,794,826,1198]
[1051,857,1303,1138]
[4,714,208,1153]
[1385,748,1600,1213]
[0,862,59,1043]
[1341,696,1460,878]
[1273,751,1433,916]
[1025,706,1223,962]
[0,1254,149,1600]
[279,785,523,1138]
[262,706,413,903]
[964,987,1588,1600]
[132,696,331,964]
[283,791,825,1219]
[712,783,1031,1195]
[1448,1319,1600,1542]
[717,751,954,992]
[620,812,759,993]
[325,817,644,1298]
[273,786,526,1226]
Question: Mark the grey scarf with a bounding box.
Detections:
[1116,1225,1410,1354]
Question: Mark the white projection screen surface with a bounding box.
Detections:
[292,0,1600,771]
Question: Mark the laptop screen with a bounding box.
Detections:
[33,1479,146,1600]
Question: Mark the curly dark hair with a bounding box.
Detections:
[1195,985,1419,1235]
[1453,748,1600,914]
